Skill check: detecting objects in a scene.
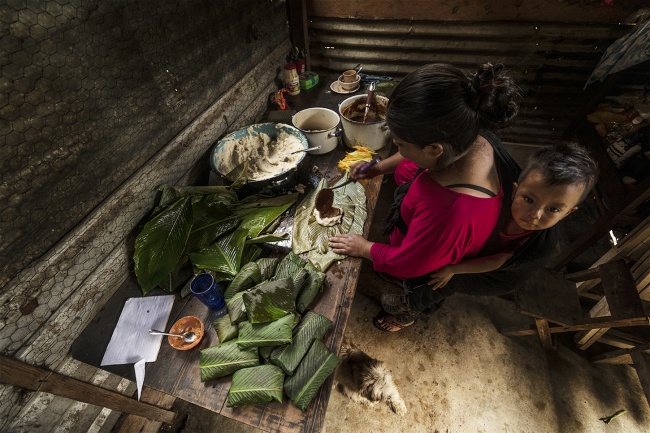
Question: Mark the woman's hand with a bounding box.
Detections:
[428,266,454,290]
[328,234,373,259]
[349,160,381,180]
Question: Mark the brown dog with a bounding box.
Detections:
[334,337,407,416]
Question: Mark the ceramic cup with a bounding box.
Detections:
[341,69,358,83]
[337,74,361,92]
[190,273,226,316]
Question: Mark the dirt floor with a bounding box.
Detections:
[120,144,650,433]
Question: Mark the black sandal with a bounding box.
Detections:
[372,312,415,332]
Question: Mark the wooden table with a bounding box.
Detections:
[70,72,393,433]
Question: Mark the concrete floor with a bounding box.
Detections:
[140,144,650,433]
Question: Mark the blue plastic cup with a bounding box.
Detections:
[190,273,226,316]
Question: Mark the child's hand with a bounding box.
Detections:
[428,266,454,290]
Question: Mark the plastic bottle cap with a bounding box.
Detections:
[284,63,296,70]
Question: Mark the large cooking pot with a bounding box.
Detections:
[338,94,391,150]
[210,123,308,196]
[291,107,342,155]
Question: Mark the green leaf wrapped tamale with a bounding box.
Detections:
[243,278,295,324]
[270,312,332,375]
[284,339,340,411]
[223,262,262,300]
[213,314,238,343]
[237,314,294,348]
[227,364,285,407]
[256,257,280,281]
[296,264,326,313]
[199,341,259,382]
[227,291,248,325]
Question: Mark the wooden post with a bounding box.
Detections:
[0,355,176,425]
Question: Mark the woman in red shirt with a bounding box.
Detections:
[329,63,522,331]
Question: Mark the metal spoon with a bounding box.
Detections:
[284,146,322,156]
[149,329,197,343]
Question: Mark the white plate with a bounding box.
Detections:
[330,81,360,94]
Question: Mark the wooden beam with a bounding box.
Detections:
[0,356,176,425]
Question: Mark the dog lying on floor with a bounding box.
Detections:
[334,337,407,416]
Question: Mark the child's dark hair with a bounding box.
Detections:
[519,143,599,203]
[387,63,522,169]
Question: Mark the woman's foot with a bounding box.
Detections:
[381,293,411,316]
[373,312,415,332]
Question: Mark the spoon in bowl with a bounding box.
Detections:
[284,145,322,156]
[149,329,197,343]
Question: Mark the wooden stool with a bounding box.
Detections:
[500,259,649,350]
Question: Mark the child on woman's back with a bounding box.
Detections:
[428,142,598,289]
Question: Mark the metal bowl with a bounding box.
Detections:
[210,123,308,195]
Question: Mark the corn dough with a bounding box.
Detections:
[217,126,304,180]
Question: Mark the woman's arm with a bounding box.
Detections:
[428,251,513,289]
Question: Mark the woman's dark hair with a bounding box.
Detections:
[387,63,521,168]
[519,142,599,203]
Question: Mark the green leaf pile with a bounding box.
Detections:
[133,185,297,294]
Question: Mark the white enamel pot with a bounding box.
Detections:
[291,107,342,155]
[338,94,391,150]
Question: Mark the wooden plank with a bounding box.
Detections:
[306,0,643,23]
[535,319,554,350]
[565,268,600,283]
[576,328,610,350]
[599,260,645,319]
[0,355,176,425]
[118,387,176,433]
[501,317,650,337]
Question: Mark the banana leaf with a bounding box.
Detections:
[158,185,237,208]
[134,196,193,294]
[232,193,298,238]
[241,243,262,265]
[272,252,308,297]
[256,257,279,281]
[183,201,240,254]
[227,364,284,408]
[245,233,290,244]
[227,291,248,325]
[243,278,295,324]
[213,314,238,343]
[198,340,259,382]
[188,227,248,276]
[292,177,367,272]
[296,265,326,313]
[270,312,332,375]
[237,314,294,348]
[283,339,341,411]
[223,262,262,301]
[259,345,276,362]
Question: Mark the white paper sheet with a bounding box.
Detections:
[101,295,175,366]
[134,359,146,401]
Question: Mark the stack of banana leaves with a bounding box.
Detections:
[200,252,340,410]
[133,184,298,295]
[292,175,367,272]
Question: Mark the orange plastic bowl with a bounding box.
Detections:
[167,315,204,350]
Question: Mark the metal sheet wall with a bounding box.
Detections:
[305,16,643,145]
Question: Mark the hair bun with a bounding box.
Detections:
[471,63,521,129]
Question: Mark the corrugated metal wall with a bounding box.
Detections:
[303,0,647,145]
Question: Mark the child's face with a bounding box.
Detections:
[511,169,584,231]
